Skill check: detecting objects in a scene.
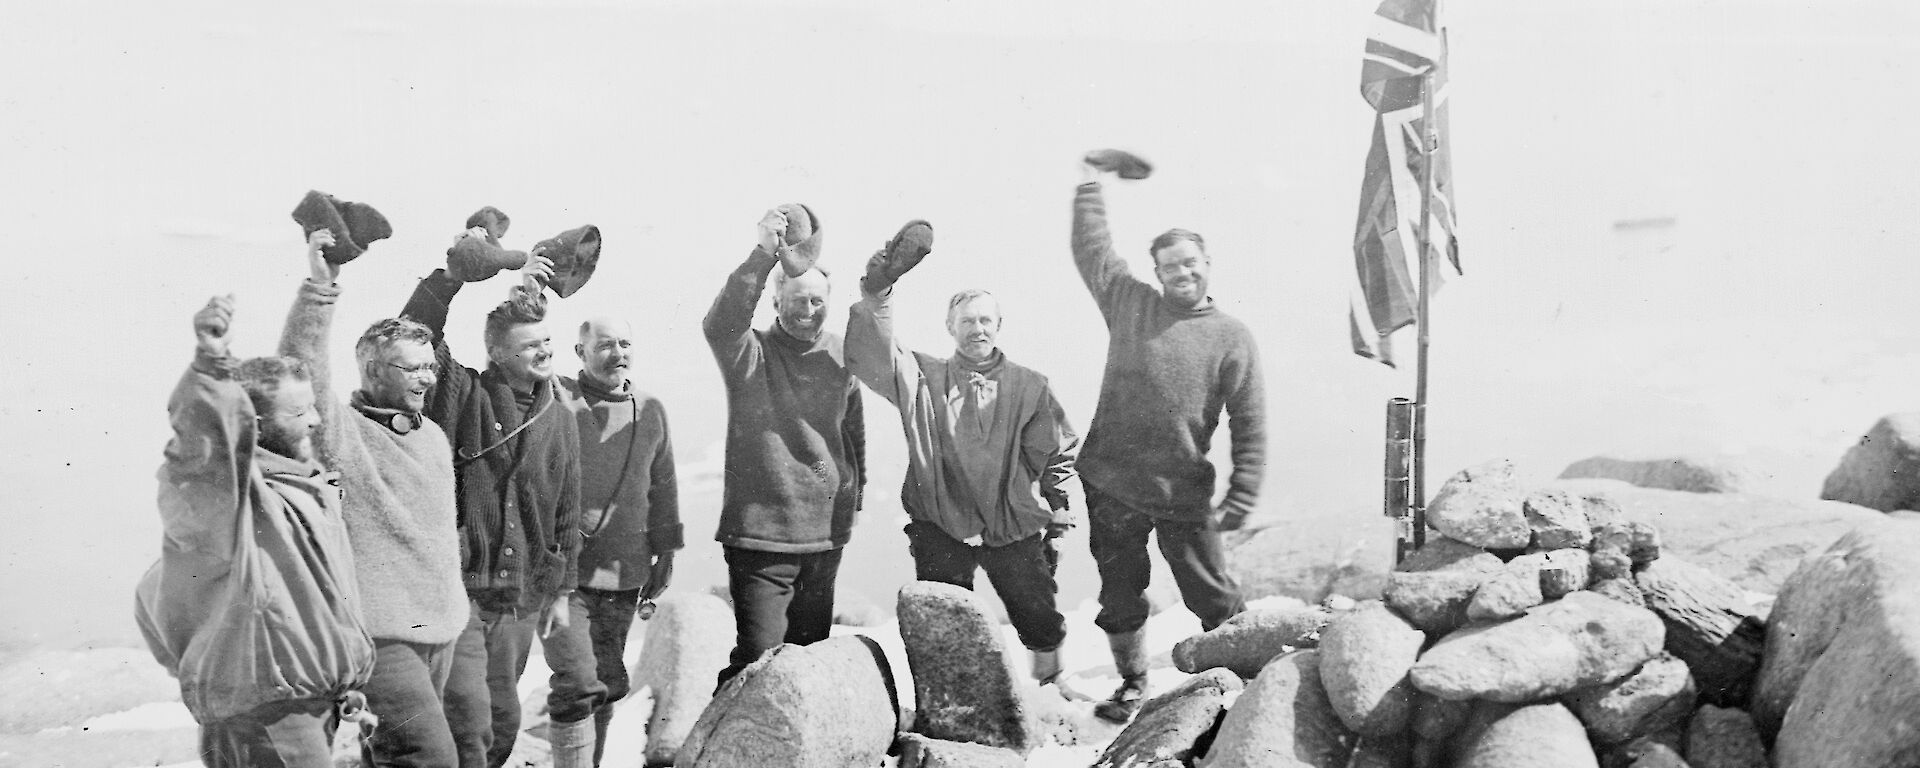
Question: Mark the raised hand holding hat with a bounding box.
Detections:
[1082,148,1154,181]
[447,206,529,283]
[291,190,392,264]
[861,219,934,295]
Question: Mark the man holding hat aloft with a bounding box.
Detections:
[1069,150,1269,723]
[845,222,1082,685]
[703,205,866,688]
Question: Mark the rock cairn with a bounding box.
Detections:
[1107,459,1783,767]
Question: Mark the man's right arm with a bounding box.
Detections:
[845,287,922,410]
[702,245,779,371]
[1071,181,1154,319]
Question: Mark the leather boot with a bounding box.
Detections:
[1094,628,1151,723]
[549,715,597,768]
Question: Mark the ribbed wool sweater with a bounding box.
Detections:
[559,374,683,591]
[279,280,467,644]
[703,246,865,553]
[1070,182,1268,523]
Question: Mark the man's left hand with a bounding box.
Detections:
[539,594,571,638]
[642,552,676,601]
[306,229,340,285]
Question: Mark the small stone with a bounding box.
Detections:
[1427,460,1532,550]
[1588,577,1646,608]
[1540,548,1593,599]
[1468,553,1547,622]
[1385,537,1503,632]
[1525,489,1595,551]
[1591,547,1633,581]
[1626,521,1662,567]
[1562,653,1696,745]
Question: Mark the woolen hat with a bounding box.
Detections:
[534,225,601,298]
[291,190,393,264]
[446,206,527,283]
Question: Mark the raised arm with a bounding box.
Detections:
[705,210,794,368]
[1071,179,1156,319]
[278,230,346,458]
[156,295,253,560]
[845,286,923,410]
[1215,333,1268,529]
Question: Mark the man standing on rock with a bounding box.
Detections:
[135,235,375,766]
[401,238,601,767]
[845,222,1082,685]
[1070,150,1268,722]
[555,315,682,766]
[704,206,865,688]
[279,229,470,765]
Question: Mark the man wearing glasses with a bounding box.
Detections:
[402,235,597,767]
[277,228,469,765]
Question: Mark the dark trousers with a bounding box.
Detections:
[905,521,1067,651]
[576,587,642,765]
[718,546,844,687]
[443,597,606,768]
[364,638,457,767]
[200,697,338,768]
[1086,482,1246,635]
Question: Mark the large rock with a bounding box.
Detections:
[1466,553,1547,622]
[1562,653,1696,745]
[1094,668,1240,768]
[1204,650,1358,767]
[1560,455,1756,494]
[1320,601,1423,736]
[1683,705,1766,768]
[1171,605,1330,677]
[674,635,899,768]
[897,581,1036,753]
[1454,702,1599,768]
[897,734,1024,768]
[1411,592,1665,703]
[1820,412,1920,512]
[629,592,735,766]
[1545,479,1884,593]
[1634,558,1765,707]
[1751,517,1920,767]
[1383,537,1503,632]
[1227,518,1393,604]
[1427,459,1532,549]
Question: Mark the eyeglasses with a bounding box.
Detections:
[385,361,440,378]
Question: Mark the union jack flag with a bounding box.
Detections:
[1351,0,1459,367]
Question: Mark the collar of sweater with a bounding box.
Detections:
[349,390,427,434]
[952,349,1006,376]
[576,371,632,402]
[1163,295,1218,316]
[766,321,826,351]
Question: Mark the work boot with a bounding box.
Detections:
[550,715,597,768]
[1031,645,1064,686]
[1094,628,1151,723]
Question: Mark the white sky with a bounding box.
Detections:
[3,0,1918,648]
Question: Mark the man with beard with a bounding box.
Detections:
[401,239,598,767]
[552,316,681,765]
[1069,153,1268,722]
[276,229,469,765]
[845,226,1080,685]
[703,206,865,687]
[135,232,375,766]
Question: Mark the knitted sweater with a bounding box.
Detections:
[279,280,468,644]
[847,289,1077,547]
[1070,182,1268,523]
[703,246,865,553]
[558,374,683,591]
[402,269,583,611]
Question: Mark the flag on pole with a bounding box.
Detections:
[1350,0,1459,367]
